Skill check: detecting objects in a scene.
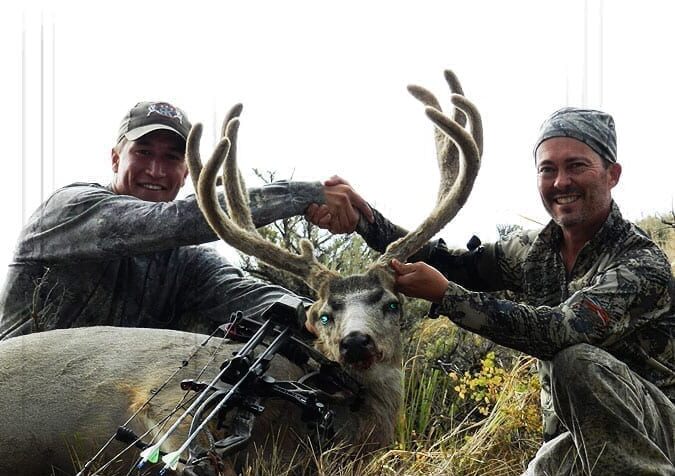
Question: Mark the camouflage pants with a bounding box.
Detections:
[524,344,674,476]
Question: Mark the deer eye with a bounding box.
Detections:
[319,314,331,326]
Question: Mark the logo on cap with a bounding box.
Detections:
[146,102,184,124]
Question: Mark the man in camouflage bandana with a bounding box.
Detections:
[313,107,675,474]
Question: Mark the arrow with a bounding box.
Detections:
[136,318,275,467]
[162,326,292,473]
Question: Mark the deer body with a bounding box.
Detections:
[0,322,401,475]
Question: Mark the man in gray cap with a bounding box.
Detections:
[311,107,674,474]
[0,101,371,339]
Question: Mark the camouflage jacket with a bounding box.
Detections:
[0,181,323,340]
[358,201,674,439]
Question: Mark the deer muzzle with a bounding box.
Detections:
[339,331,379,370]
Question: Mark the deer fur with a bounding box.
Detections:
[306,269,404,448]
[0,319,401,475]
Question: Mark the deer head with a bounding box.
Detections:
[185,70,482,381]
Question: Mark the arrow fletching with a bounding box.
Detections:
[139,443,161,464]
[161,450,182,471]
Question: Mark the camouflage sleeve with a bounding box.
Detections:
[356,207,506,291]
[436,247,672,360]
[15,181,324,264]
[492,230,535,290]
[355,207,418,255]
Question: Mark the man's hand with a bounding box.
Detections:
[390,259,448,303]
[306,175,374,234]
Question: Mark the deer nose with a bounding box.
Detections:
[340,331,374,363]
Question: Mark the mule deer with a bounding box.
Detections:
[0,70,481,476]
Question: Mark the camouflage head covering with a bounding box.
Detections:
[534,107,617,163]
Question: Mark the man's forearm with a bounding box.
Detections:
[355,206,503,291]
[16,181,324,263]
[249,181,324,227]
[435,265,671,360]
[355,207,436,260]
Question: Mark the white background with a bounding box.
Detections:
[1,0,674,286]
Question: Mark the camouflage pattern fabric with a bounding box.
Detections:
[534,107,618,164]
[357,201,674,474]
[437,202,673,420]
[0,181,323,340]
[523,344,674,476]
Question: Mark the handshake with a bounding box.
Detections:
[306,175,374,234]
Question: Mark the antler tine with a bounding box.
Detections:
[220,104,244,185]
[443,70,464,95]
[186,124,204,192]
[407,70,472,207]
[220,104,249,215]
[443,70,466,127]
[220,103,244,138]
[376,98,481,267]
[407,70,466,127]
[407,83,457,206]
[452,94,483,157]
[186,117,336,292]
[221,118,256,232]
[407,84,442,111]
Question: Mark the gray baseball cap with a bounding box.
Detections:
[534,107,617,163]
[116,101,192,144]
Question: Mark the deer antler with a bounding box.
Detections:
[185,109,337,292]
[376,73,482,267]
[407,70,483,204]
[187,70,480,289]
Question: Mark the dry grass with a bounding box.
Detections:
[232,333,541,476]
[70,321,542,476]
[636,213,675,272]
[228,214,675,475]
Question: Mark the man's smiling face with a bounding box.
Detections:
[536,137,621,232]
[111,129,188,202]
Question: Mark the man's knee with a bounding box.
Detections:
[548,344,675,473]
[550,343,639,417]
[553,341,593,364]
[550,343,624,390]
